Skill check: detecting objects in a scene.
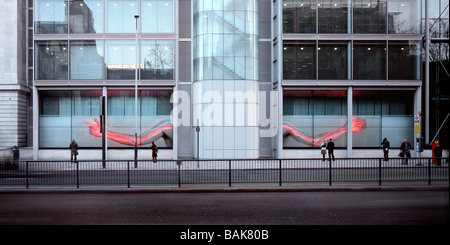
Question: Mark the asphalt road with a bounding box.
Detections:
[0,190,448,225]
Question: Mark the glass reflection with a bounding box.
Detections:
[70,40,104,80]
[106,0,138,33]
[69,0,104,33]
[141,40,175,80]
[283,90,348,148]
[35,0,68,34]
[39,90,102,148]
[353,0,387,34]
[318,0,350,33]
[106,40,136,79]
[388,0,421,34]
[141,0,174,33]
[35,41,68,80]
[283,0,316,33]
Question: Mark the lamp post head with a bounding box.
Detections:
[134,14,140,19]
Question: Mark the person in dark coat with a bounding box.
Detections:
[400,138,412,165]
[326,138,335,161]
[151,142,158,163]
[320,141,327,161]
[381,138,390,161]
[70,139,79,161]
[434,143,443,166]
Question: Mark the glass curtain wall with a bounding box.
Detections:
[388,0,421,34]
[318,41,349,79]
[283,90,348,148]
[39,90,102,148]
[193,0,259,81]
[353,41,386,80]
[35,41,69,80]
[70,40,104,79]
[352,90,414,147]
[282,0,316,33]
[141,40,175,80]
[318,0,350,33]
[353,0,387,34]
[388,41,421,80]
[69,0,104,33]
[282,0,421,34]
[141,0,175,33]
[106,0,139,33]
[39,90,172,148]
[106,90,172,148]
[283,41,316,79]
[35,0,68,34]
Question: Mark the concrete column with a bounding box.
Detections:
[347,87,353,158]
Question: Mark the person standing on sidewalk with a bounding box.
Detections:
[400,139,412,165]
[151,142,158,163]
[70,139,79,162]
[434,143,443,166]
[381,138,390,161]
[326,138,335,161]
[320,141,327,161]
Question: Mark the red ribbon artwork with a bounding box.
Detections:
[86,119,173,146]
[283,117,366,146]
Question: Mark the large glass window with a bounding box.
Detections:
[388,41,421,80]
[35,0,68,34]
[388,0,421,34]
[283,90,348,148]
[35,41,68,80]
[353,0,387,34]
[353,41,386,80]
[318,41,349,79]
[70,40,104,80]
[282,0,316,33]
[318,0,350,33]
[352,90,414,147]
[106,0,138,33]
[107,90,172,148]
[106,40,136,80]
[283,41,316,79]
[141,40,175,80]
[141,0,174,33]
[69,0,104,33]
[39,90,102,148]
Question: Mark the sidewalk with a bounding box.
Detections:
[1,182,448,194]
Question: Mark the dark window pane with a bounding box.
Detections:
[353,41,386,80]
[388,41,420,80]
[283,41,316,79]
[318,42,348,79]
[35,41,68,80]
[318,0,349,33]
[283,0,316,33]
[353,0,387,34]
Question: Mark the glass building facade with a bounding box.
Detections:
[279,0,427,155]
[34,0,176,153]
[0,0,443,158]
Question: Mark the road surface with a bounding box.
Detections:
[0,190,447,225]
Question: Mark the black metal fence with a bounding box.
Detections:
[0,158,448,188]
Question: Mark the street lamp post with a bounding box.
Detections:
[134,14,139,168]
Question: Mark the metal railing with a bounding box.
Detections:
[0,158,448,189]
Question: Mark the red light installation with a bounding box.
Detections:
[283,117,366,146]
[86,118,173,146]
